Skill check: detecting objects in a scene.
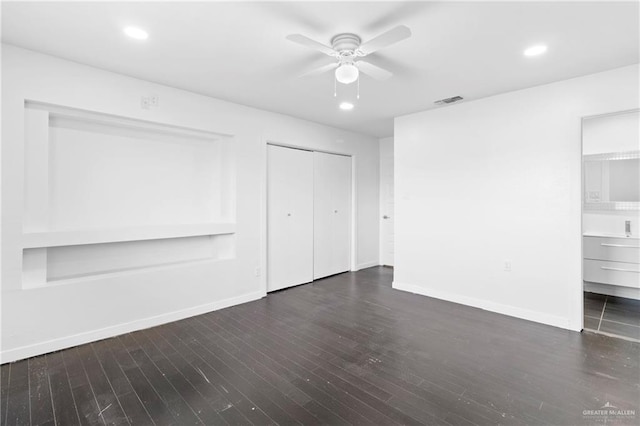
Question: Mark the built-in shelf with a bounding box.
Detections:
[20,101,236,290]
[22,223,236,248]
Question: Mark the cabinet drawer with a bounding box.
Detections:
[584,259,640,288]
[583,236,640,264]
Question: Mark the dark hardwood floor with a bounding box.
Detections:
[2,267,639,425]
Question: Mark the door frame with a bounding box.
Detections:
[261,139,357,295]
[579,107,640,331]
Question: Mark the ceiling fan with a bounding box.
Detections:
[286,25,412,86]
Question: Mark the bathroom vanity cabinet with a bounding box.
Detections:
[583,234,640,291]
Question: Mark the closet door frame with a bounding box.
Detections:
[261,141,357,294]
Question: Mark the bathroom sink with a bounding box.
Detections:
[583,232,639,239]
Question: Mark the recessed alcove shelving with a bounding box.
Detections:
[21,101,236,289]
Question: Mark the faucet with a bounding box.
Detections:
[626,220,632,237]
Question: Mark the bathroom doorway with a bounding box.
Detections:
[581,109,640,341]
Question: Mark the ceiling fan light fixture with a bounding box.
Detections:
[335,63,359,84]
[339,102,354,111]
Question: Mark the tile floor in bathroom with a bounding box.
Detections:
[584,291,640,341]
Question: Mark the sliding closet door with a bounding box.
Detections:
[314,151,351,279]
[330,153,352,274]
[267,145,314,291]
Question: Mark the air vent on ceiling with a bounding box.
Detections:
[434,95,464,105]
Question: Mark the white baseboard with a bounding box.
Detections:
[354,260,380,271]
[0,290,265,364]
[393,281,577,331]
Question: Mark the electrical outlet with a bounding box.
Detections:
[141,94,159,109]
[255,267,261,277]
[504,260,512,272]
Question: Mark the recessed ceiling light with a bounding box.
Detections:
[123,26,148,40]
[339,102,354,111]
[524,44,547,57]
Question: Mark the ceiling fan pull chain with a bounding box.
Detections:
[334,75,337,97]
[357,74,360,99]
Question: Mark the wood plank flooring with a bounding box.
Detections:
[2,266,639,425]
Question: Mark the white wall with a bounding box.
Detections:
[394,64,639,331]
[1,45,380,362]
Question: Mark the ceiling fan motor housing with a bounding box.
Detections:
[331,33,362,59]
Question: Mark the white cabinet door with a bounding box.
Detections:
[267,145,314,291]
[314,151,351,279]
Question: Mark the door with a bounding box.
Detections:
[381,185,394,266]
[380,138,394,266]
[267,145,314,291]
[314,151,351,279]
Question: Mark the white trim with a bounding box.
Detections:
[23,223,236,249]
[26,100,232,140]
[393,281,579,332]
[266,141,351,157]
[0,290,265,364]
[582,107,640,121]
[577,114,585,332]
[260,139,269,295]
[350,154,358,272]
[354,260,380,271]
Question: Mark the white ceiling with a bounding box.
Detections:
[2,1,638,137]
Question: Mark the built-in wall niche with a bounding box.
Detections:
[23,234,235,288]
[21,101,236,288]
[24,102,235,230]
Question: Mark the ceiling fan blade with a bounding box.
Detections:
[286,34,336,56]
[357,61,393,80]
[300,62,338,77]
[357,25,412,56]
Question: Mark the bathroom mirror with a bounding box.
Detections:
[582,109,640,211]
[584,151,640,210]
